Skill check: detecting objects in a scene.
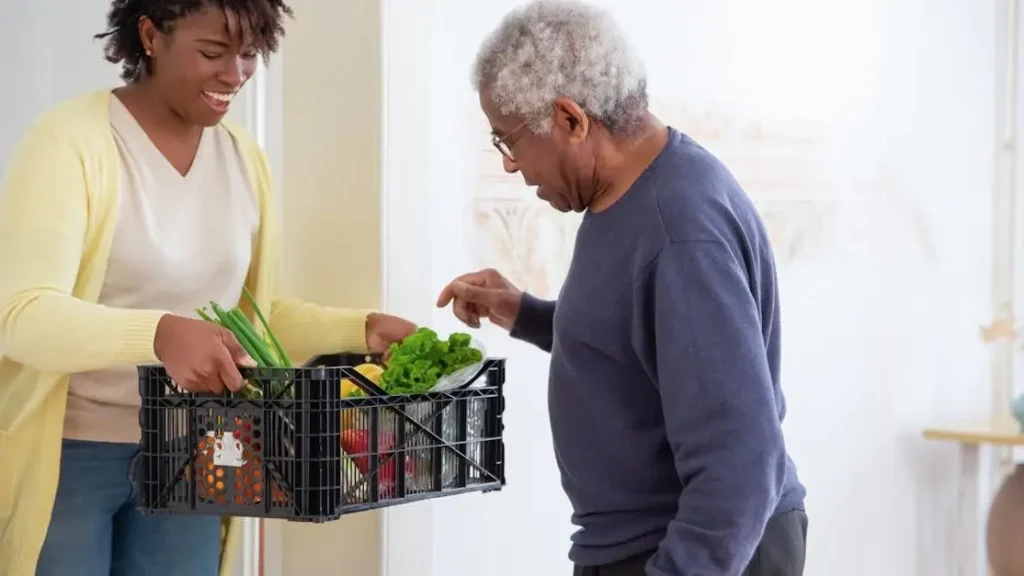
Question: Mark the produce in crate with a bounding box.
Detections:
[335,329,484,498]
[341,363,383,430]
[193,294,371,506]
[195,287,292,399]
[340,361,418,497]
[341,428,416,497]
[341,363,383,398]
[380,328,484,394]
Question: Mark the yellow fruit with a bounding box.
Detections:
[341,363,384,397]
[341,363,384,430]
[341,380,359,398]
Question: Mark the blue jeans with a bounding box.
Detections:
[37,439,222,576]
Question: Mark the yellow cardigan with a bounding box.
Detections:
[0,90,372,576]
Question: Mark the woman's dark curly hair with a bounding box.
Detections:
[95,0,293,83]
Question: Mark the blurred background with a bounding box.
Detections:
[2,0,1021,575]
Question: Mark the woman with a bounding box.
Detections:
[0,1,416,575]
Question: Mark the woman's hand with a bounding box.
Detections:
[153,314,256,394]
[365,312,417,354]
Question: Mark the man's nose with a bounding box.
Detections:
[502,155,518,174]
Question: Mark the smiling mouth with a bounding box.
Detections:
[202,91,235,108]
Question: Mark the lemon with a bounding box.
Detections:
[341,363,384,398]
[341,363,383,430]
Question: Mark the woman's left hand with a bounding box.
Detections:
[365,312,418,353]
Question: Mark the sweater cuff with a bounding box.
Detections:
[328,308,374,354]
[510,293,554,345]
[112,309,168,365]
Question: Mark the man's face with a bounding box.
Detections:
[479,90,595,213]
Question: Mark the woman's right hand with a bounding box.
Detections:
[153,314,256,394]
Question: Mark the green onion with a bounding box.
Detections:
[196,307,218,324]
[230,308,279,367]
[196,297,292,399]
[210,303,272,366]
[243,287,292,368]
[205,304,267,399]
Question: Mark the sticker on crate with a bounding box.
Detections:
[209,430,245,467]
[191,416,290,507]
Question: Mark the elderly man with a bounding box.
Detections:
[437,1,807,575]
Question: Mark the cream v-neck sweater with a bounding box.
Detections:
[63,96,260,443]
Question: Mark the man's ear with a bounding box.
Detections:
[551,97,589,143]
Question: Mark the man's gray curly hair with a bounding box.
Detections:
[472,0,649,137]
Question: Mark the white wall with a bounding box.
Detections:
[0,0,267,163]
[0,0,120,163]
[381,1,1001,576]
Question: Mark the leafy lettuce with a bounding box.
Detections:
[380,328,483,394]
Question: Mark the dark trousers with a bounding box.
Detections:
[573,509,808,576]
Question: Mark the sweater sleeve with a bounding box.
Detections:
[509,293,556,353]
[269,297,373,365]
[641,241,788,576]
[0,125,167,373]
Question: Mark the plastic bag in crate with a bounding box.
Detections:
[428,338,487,392]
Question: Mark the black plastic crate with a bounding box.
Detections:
[136,353,505,522]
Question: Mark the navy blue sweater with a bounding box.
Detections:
[510,128,805,574]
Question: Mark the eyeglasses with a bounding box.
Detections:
[491,118,534,163]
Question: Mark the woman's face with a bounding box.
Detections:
[140,4,259,127]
